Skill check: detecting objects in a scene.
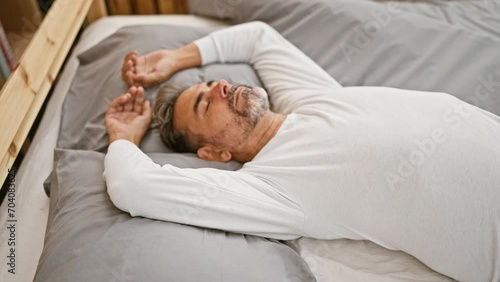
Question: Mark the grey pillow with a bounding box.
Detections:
[57,24,265,155]
[36,149,315,282]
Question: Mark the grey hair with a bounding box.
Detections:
[154,82,197,153]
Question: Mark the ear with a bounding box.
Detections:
[197,145,232,162]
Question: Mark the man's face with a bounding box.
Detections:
[173,79,270,151]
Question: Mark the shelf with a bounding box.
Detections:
[0,0,41,89]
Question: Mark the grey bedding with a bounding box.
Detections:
[36,149,314,281]
[191,0,500,115]
[37,0,500,280]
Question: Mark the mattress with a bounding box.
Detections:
[0,15,227,282]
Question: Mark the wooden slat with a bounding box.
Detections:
[0,0,93,186]
[87,0,108,23]
[174,0,188,14]
[157,0,175,14]
[133,0,157,14]
[107,0,133,15]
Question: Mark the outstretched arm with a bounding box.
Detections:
[122,22,341,113]
[193,21,342,113]
[104,139,304,240]
[121,44,201,87]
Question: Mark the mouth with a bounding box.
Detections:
[230,85,247,107]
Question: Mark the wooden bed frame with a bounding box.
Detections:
[0,0,188,185]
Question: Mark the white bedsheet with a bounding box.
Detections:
[290,238,454,281]
[0,15,454,282]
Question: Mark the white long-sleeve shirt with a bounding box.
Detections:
[104,22,500,281]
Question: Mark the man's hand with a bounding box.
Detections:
[105,86,152,147]
[121,43,202,88]
[122,50,177,88]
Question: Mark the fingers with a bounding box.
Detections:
[122,64,134,85]
[123,50,137,64]
[124,86,137,112]
[119,86,148,114]
[122,58,133,72]
[122,51,135,69]
[122,50,168,88]
[142,100,152,123]
[133,55,144,75]
[122,50,137,86]
[107,92,131,114]
[140,100,153,129]
[133,86,144,114]
[124,70,134,86]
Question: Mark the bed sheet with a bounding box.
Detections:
[0,15,227,282]
[289,238,453,282]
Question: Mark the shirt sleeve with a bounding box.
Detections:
[194,21,342,115]
[103,139,304,240]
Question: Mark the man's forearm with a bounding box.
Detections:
[173,43,202,73]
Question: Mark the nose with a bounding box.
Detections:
[209,79,229,99]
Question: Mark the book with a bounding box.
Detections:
[0,20,17,71]
[0,49,10,80]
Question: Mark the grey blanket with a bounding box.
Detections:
[190,0,500,115]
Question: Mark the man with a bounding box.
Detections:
[104,22,500,281]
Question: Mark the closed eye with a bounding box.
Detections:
[206,101,210,114]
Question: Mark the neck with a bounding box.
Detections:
[232,111,287,163]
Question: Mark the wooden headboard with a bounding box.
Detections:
[0,0,188,184]
[88,0,189,22]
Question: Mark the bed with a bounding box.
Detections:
[1,0,499,281]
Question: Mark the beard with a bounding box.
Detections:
[204,84,270,149]
[228,84,270,126]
